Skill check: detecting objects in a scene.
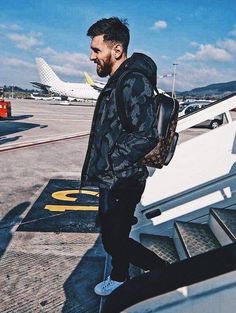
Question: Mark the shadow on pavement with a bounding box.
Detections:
[0,135,22,145]
[62,236,105,313]
[0,202,31,258]
[0,121,44,137]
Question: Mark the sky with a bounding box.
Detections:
[0,0,236,91]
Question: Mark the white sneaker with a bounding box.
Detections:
[94,276,124,296]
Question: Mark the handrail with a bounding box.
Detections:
[102,243,236,313]
[141,171,236,215]
[177,93,236,132]
[179,92,236,121]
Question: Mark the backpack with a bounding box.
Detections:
[115,70,179,169]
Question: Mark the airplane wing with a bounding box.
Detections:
[30,81,51,92]
[94,79,106,86]
[90,85,103,91]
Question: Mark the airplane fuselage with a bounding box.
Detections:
[48,81,99,100]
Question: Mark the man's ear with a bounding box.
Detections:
[112,43,123,60]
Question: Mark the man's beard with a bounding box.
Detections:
[96,59,112,77]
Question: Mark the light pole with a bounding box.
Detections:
[171,63,178,98]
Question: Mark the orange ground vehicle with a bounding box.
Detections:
[0,86,11,118]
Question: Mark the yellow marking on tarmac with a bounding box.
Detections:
[45,205,98,212]
[44,189,99,212]
[52,189,99,201]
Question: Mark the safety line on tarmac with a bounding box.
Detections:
[0,132,90,152]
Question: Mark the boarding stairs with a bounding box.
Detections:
[101,205,236,313]
[101,93,236,313]
[140,206,236,263]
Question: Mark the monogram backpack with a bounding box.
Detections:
[116,70,179,169]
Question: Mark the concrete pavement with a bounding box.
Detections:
[1,99,235,312]
[0,99,105,313]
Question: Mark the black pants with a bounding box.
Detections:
[99,178,166,282]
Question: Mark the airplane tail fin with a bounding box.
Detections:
[84,72,95,86]
[36,58,62,86]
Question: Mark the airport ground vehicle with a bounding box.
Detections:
[197,114,224,129]
[0,86,11,118]
[179,102,224,129]
[178,102,210,117]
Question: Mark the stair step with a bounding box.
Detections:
[209,208,236,245]
[174,221,221,258]
[140,233,179,264]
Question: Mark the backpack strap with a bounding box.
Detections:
[115,69,158,133]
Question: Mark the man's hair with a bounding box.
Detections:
[87,17,130,54]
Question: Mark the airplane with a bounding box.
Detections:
[31,58,100,101]
[29,93,54,101]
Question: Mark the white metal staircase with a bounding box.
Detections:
[101,93,236,313]
[140,205,235,262]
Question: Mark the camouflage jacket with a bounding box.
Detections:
[80,53,159,189]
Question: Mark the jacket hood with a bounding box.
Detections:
[108,53,157,88]
[123,53,157,88]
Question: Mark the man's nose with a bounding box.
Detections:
[90,51,96,61]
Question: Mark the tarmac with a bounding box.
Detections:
[0,99,235,312]
[0,99,105,313]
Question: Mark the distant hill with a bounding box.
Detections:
[178,80,236,97]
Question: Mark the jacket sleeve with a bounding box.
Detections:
[110,72,159,172]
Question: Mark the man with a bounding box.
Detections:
[80,17,167,296]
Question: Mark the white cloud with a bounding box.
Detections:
[179,44,232,62]
[229,24,236,36]
[52,51,89,65]
[39,47,90,65]
[37,47,96,80]
[166,33,236,91]
[151,20,167,30]
[158,63,235,91]
[53,64,85,78]
[3,57,35,69]
[39,46,56,55]
[0,57,37,88]
[7,32,43,50]
[0,23,21,31]
[38,49,88,77]
[218,39,236,53]
[176,65,225,90]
